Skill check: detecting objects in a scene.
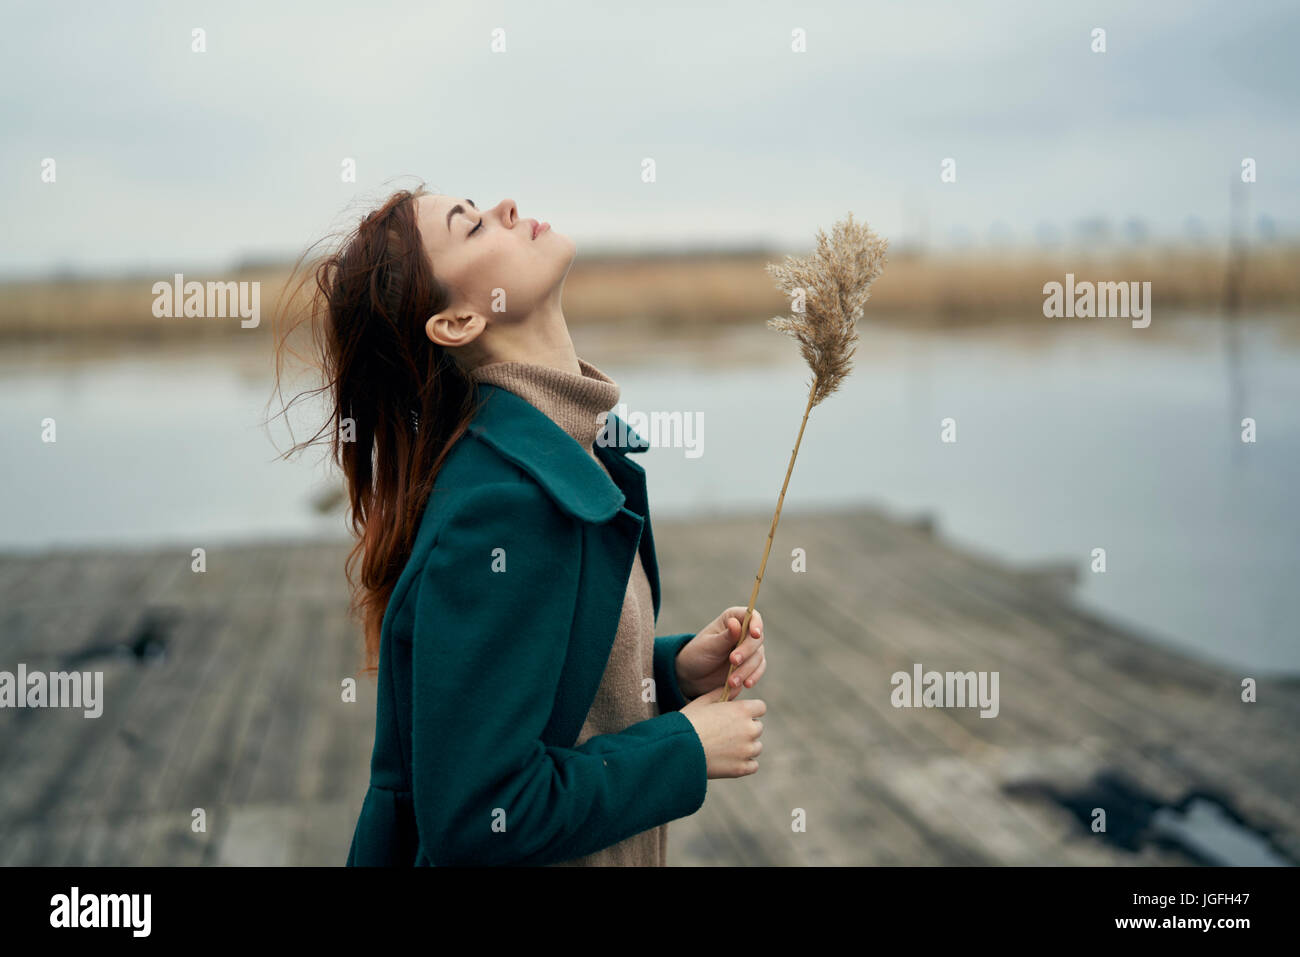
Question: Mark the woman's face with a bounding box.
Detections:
[414,193,576,349]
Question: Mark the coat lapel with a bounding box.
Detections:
[465,383,663,746]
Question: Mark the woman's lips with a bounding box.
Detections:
[531,220,550,239]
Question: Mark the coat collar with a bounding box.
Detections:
[466,382,649,524]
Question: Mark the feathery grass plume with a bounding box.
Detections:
[721,213,888,701]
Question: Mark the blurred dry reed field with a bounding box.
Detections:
[1,247,1298,342]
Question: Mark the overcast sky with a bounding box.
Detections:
[2,0,1297,277]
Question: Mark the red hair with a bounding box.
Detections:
[270,183,480,675]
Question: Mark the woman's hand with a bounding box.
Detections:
[675,606,766,700]
[680,686,766,779]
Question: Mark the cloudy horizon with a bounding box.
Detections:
[2,0,1297,279]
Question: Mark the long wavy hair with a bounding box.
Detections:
[269,182,481,676]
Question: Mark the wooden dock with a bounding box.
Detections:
[1,505,1296,866]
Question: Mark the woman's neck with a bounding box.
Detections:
[459,298,580,376]
[468,357,621,453]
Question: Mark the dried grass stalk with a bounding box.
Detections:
[721,213,888,701]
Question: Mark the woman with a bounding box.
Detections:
[275,184,768,866]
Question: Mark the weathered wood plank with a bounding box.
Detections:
[1,503,1296,866]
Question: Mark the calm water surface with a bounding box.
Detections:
[2,314,1297,674]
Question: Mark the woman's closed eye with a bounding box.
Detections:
[468,218,483,237]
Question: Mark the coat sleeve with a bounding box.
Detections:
[410,481,708,866]
[653,632,697,712]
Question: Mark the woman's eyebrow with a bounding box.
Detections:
[444,199,478,231]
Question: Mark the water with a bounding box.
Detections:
[0,336,353,548]
[2,313,1297,674]
[616,315,1300,677]
[1151,797,1295,867]
[1007,770,1296,865]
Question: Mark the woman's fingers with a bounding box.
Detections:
[725,616,764,665]
[723,608,763,640]
[728,648,766,690]
[730,647,766,688]
[724,612,762,643]
[728,647,764,686]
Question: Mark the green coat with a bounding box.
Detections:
[345,383,707,866]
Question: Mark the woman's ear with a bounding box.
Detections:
[425,309,486,349]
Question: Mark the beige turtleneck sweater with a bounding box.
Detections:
[467,356,671,867]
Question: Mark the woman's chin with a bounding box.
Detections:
[551,234,578,269]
